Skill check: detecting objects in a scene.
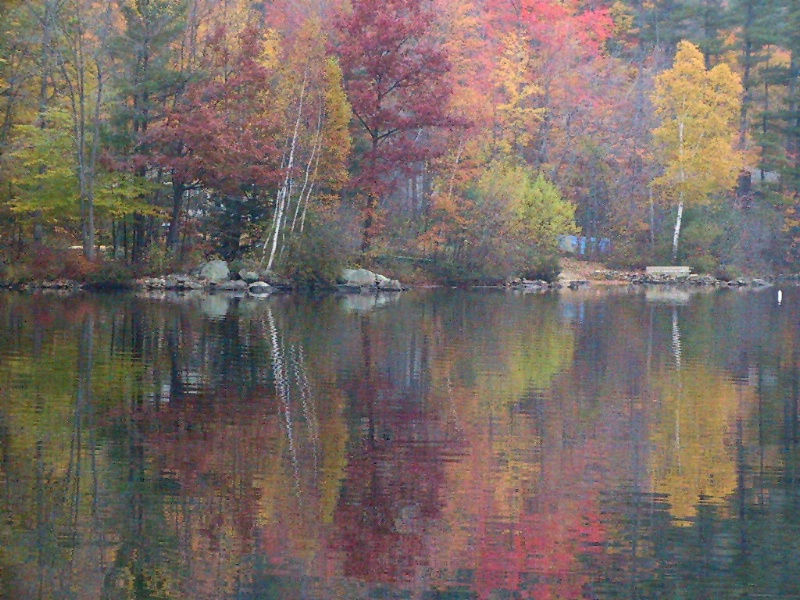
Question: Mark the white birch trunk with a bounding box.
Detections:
[265,72,308,273]
[672,117,686,263]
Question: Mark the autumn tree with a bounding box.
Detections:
[334,0,456,254]
[108,0,188,263]
[144,26,283,258]
[261,17,351,273]
[651,40,742,261]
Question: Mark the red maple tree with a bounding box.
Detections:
[333,0,460,253]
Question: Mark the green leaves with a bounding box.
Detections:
[476,160,579,255]
[4,108,78,217]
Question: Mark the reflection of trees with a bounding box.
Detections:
[649,364,744,523]
[1,288,799,599]
[331,312,464,584]
[0,296,152,599]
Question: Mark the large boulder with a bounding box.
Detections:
[341,268,380,287]
[199,259,230,283]
[341,268,405,291]
[238,269,260,283]
[248,281,272,295]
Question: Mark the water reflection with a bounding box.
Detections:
[0,287,798,599]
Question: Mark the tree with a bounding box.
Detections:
[261,17,351,273]
[651,40,742,261]
[476,160,578,275]
[334,0,457,254]
[55,0,117,259]
[109,0,188,263]
[145,26,284,258]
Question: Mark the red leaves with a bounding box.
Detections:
[144,26,283,195]
[334,0,458,193]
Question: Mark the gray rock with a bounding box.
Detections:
[218,279,248,291]
[341,268,380,287]
[199,259,230,283]
[378,278,404,291]
[239,269,260,283]
[248,281,272,295]
[137,277,166,290]
[165,275,203,290]
[342,268,405,291]
[567,280,590,289]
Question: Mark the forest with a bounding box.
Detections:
[1,0,799,285]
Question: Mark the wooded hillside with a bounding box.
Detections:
[1,0,798,283]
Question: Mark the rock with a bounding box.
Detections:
[567,280,590,289]
[341,268,405,291]
[137,277,166,290]
[341,268,380,287]
[218,279,248,291]
[199,259,230,283]
[248,281,272,295]
[41,279,80,290]
[259,270,293,289]
[165,275,203,291]
[238,269,260,283]
[645,266,691,278]
[378,278,404,292]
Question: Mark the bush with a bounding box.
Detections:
[688,254,718,275]
[82,260,135,290]
[422,259,497,286]
[714,263,743,282]
[278,214,351,288]
[520,255,561,282]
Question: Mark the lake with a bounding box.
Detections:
[0,286,798,599]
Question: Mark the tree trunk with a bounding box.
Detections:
[167,180,186,256]
[738,0,754,150]
[361,193,377,255]
[672,196,684,263]
[673,116,686,263]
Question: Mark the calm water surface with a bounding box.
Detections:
[1,286,798,599]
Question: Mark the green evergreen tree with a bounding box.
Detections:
[107,0,188,263]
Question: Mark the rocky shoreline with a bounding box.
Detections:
[1,258,798,294]
[0,261,409,295]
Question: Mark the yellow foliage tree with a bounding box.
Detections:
[650,365,748,524]
[651,40,742,262]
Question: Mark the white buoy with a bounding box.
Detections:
[778,289,783,305]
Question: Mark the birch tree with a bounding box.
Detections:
[651,40,742,262]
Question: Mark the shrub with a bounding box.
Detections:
[278,213,351,288]
[520,254,561,282]
[714,263,743,281]
[82,261,135,290]
[688,254,718,275]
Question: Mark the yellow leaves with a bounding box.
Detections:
[492,32,545,154]
[476,160,579,252]
[321,56,352,193]
[651,41,743,207]
[257,28,282,71]
[783,205,800,233]
[3,108,79,214]
[650,365,747,524]
[609,1,635,39]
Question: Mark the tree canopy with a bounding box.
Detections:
[1,0,800,281]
